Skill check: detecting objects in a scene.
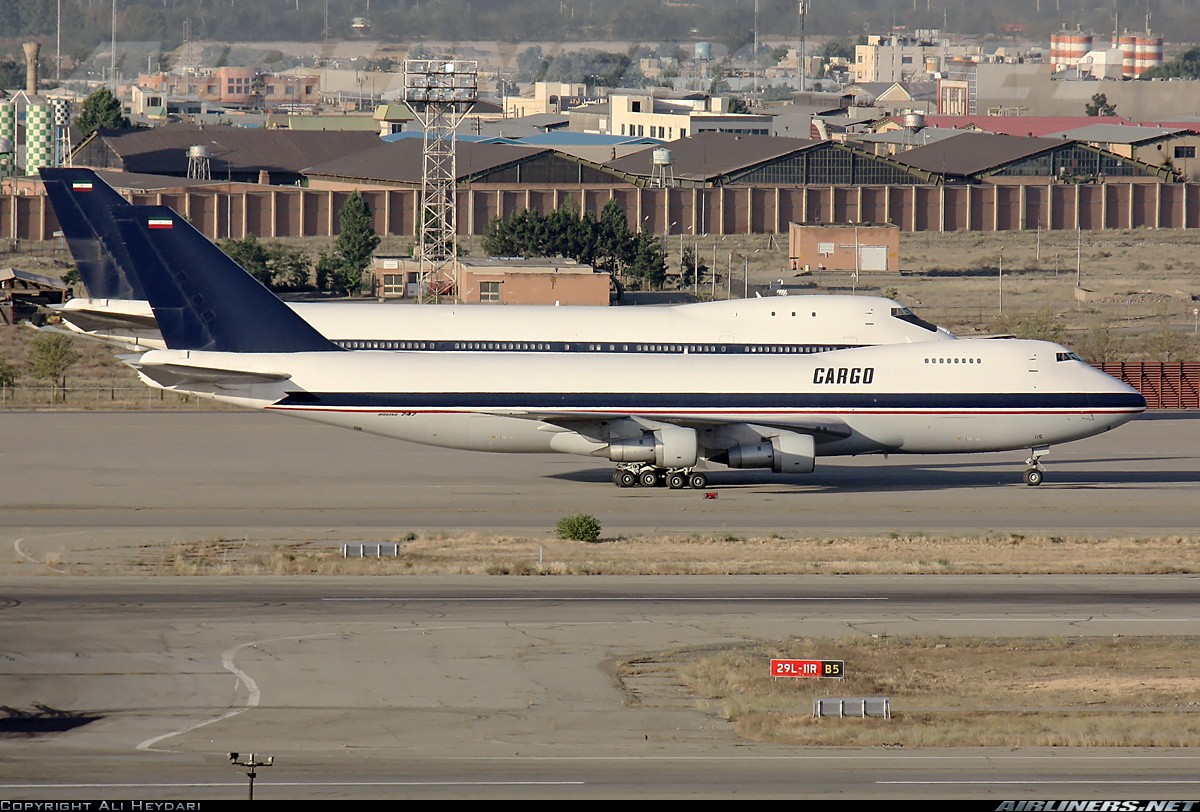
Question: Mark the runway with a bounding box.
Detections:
[3,576,1200,799]
[0,411,1197,555]
[2,411,1199,798]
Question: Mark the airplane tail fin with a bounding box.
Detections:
[111,205,339,353]
[39,168,145,300]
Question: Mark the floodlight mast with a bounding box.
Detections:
[403,59,477,303]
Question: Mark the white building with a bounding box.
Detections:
[853,34,982,84]
[607,92,770,140]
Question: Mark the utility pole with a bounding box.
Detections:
[798,1,810,90]
[110,0,117,92]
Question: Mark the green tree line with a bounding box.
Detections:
[483,199,667,290]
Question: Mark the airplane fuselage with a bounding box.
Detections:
[134,339,1145,465]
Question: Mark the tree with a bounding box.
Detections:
[680,244,708,287]
[0,357,17,391]
[322,191,381,296]
[1084,92,1117,117]
[219,234,312,292]
[74,87,131,138]
[727,96,750,114]
[1138,324,1192,362]
[593,199,636,278]
[27,333,79,402]
[218,233,272,286]
[627,231,667,290]
[1073,321,1129,364]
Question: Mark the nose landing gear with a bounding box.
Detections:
[1023,446,1049,486]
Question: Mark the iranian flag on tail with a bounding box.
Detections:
[71,182,93,191]
[148,218,173,229]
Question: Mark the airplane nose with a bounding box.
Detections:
[1094,369,1147,429]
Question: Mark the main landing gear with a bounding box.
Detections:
[1023,446,1049,486]
[612,463,707,490]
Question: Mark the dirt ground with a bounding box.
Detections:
[671,635,1200,747]
[23,531,1200,577]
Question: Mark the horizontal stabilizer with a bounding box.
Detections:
[49,303,159,333]
[131,361,292,389]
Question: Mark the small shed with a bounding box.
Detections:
[788,222,900,274]
[371,257,612,306]
[0,267,70,325]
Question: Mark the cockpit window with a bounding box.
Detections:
[890,306,938,332]
[1056,351,1084,362]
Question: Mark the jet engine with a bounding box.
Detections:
[606,425,698,468]
[720,431,815,474]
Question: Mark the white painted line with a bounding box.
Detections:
[881,780,1200,785]
[322,596,889,601]
[136,639,265,752]
[0,781,584,789]
[11,531,83,573]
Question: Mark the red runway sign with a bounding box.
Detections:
[770,659,844,678]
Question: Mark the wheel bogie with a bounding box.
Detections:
[638,469,660,488]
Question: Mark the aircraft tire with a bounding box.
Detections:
[638,469,660,488]
[1024,467,1044,486]
[615,470,637,488]
[688,472,708,490]
[667,473,686,490]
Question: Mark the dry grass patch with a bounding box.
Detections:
[60,531,1200,576]
[142,532,1200,577]
[678,636,1200,747]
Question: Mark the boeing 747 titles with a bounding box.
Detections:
[104,203,1145,489]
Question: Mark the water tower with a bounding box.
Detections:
[650,147,675,188]
[187,145,211,180]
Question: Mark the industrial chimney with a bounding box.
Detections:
[23,42,40,95]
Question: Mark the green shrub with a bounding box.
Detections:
[556,513,602,543]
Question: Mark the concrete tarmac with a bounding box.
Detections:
[2,411,1199,798]
[0,411,1197,559]
[3,576,1200,799]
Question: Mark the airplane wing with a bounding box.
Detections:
[488,410,853,442]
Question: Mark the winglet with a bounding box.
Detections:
[40,168,144,299]
[112,205,339,353]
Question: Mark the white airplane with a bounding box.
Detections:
[114,203,1145,489]
[41,168,957,353]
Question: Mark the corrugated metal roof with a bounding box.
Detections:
[604,131,819,182]
[518,132,661,146]
[887,131,1069,176]
[1042,124,1186,144]
[304,138,553,184]
[0,267,69,290]
[905,115,1129,137]
[93,123,382,175]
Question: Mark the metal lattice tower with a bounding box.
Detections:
[403,59,477,302]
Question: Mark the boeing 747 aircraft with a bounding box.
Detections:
[106,204,1145,489]
[41,168,957,355]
